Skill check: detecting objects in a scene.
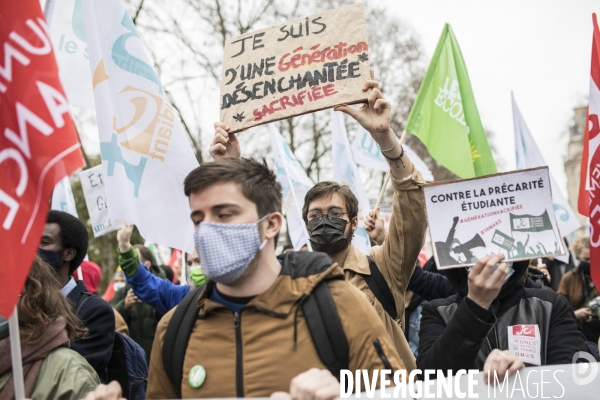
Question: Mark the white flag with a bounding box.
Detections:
[269,124,313,251]
[331,110,371,255]
[83,0,199,252]
[45,0,95,110]
[51,176,79,217]
[351,126,434,181]
[512,93,579,262]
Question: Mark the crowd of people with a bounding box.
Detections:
[1,80,598,400]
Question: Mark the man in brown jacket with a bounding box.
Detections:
[211,79,426,375]
[149,85,406,399]
[303,83,425,372]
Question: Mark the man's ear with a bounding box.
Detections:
[63,248,76,262]
[264,212,283,241]
[144,260,152,270]
[351,216,359,232]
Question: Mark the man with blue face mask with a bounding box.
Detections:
[417,253,592,384]
[208,75,428,377]
[147,86,409,399]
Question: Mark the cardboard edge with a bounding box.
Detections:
[422,166,550,189]
[224,3,366,44]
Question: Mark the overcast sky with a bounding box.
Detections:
[382,0,597,196]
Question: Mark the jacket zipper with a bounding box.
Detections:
[373,339,393,371]
[234,311,244,397]
[485,337,493,353]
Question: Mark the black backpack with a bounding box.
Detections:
[76,292,148,400]
[162,257,396,397]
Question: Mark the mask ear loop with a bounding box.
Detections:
[257,213,272,250]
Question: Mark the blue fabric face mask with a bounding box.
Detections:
[193,215,269,285]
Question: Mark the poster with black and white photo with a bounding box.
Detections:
[424,167,566,269]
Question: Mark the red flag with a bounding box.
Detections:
[168,249,183,283]
[579,13,600,289]
[0,0,84,318]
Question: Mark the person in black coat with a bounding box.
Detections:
[417,254,591,383]
[39,210,115,383]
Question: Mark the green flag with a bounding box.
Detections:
[405,24,497,178]
[491,229,515,251]
[510,210,553,233]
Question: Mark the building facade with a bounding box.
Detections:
[564,105,587,238]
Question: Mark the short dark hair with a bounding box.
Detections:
[184,158,282,217]
[160,265,174,282]
[302,181,359,224]
[47,210,89,274]
[133,244,157,268]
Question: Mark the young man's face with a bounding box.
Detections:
[189,182,261,228]
[306,192,358,236]
[40,223,63,253]
[40,223,75,271]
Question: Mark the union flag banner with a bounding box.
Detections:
[510,210,553,233]
[0,0,84,318]
[578,14,600,289]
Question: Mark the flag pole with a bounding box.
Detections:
[8,306,25,400]
[374,130,408,209]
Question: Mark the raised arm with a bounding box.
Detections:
[117,222,189,313]
[337,77,426,315]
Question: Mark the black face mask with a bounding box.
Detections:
[579,261,590,275]
[308,215,351,255]
[38,247,62,271]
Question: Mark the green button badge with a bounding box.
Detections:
[188,365,206,389]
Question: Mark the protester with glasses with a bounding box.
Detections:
[210,76,427,375]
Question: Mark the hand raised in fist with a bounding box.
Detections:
[210,122,241,160]
[365,207,385,246]
[117,221,134,253]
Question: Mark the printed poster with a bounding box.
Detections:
[424,167,566,269]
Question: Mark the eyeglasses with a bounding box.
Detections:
[307,208,348,221]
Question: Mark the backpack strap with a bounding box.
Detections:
[302,281,349,381]
[363,256,398,321]
[75,291,93,315]
[163,285,204,398]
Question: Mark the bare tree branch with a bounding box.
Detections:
[132,0,145,25]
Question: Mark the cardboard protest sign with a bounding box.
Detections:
[424,167,566,269]
[78,166,121,237]
[220,3,371,132]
